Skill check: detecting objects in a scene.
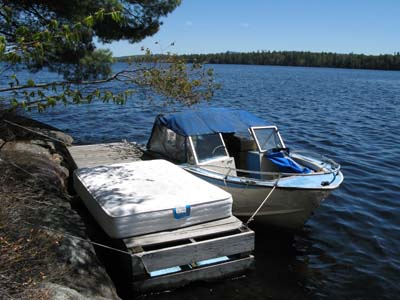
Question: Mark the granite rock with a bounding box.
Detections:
[0,115,120,300]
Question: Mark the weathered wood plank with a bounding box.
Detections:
[133,256,254,292]
[135,231,254,272]
[124,216,244,248]
[68,142,143,168]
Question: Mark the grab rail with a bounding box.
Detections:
[188,163,341,178]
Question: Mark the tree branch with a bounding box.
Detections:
[0,72,121,92]
[0,67,155,93]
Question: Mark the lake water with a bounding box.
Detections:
[27,64,400,299]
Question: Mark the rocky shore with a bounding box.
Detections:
[0,112,120,300]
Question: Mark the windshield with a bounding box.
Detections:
[190,134,228,163]
[251,126,284,152]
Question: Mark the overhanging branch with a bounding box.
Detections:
[0,69,149,93]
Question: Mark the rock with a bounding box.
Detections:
[22,126,74,146]
[1,141,53,158]
[0,115,120,300]
[42,283,114,300]
[0,112,73,145]
[52,152,64,163]
[0,159,120,300]
[31,139,57,151]
[0,141,72,190]
[47,141,57,151]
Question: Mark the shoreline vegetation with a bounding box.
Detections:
[117,51,400,71]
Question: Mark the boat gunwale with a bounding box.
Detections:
[182,165,344,191]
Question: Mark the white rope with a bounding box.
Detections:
[24,221,133,256]
[245,175,281,225]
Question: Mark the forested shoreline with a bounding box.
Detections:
[120,51,400,71]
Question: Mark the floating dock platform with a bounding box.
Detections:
[126,216,254,292]
[68,142,255,292]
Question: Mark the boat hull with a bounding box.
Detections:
[223,183,330,229]
[185,170,333,229]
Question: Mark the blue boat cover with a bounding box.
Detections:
[157,108,269,136]
[267,151,311,174]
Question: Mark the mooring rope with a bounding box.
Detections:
[24,221,133,256]
[245,174,281,225]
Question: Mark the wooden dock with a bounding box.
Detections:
[126,216,254,292]
[68,142,144,168]
[68,142,255,292]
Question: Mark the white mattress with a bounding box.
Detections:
[73,159,232,238]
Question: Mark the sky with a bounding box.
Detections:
[98,0,400,57]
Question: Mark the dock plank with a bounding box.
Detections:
[124,216,244,248]
[68,142,143,168]
[135,231,255,272]
[133,256,254,292]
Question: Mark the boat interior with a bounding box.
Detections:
[192,132,323,179]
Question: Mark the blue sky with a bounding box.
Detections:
[99,0,400,57]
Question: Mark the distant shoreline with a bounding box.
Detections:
[116,50,400,71]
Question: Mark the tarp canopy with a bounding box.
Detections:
[156,108,270,136]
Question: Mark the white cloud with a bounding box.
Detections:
[240,22,249,28]
[185,21,193,26]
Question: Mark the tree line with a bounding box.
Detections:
[124,51,400,71]
[182,51,400,71]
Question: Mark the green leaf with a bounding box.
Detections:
[49,19,58,29]
[94,8,105,21]
[111,11,120,22]
[10,98,18,107]
[0,36,6,54]
[83,15,94,27]
[47,97,57,106]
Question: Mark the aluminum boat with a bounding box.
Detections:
[145,108,343,229]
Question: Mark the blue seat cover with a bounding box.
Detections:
[267,151,311,174]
